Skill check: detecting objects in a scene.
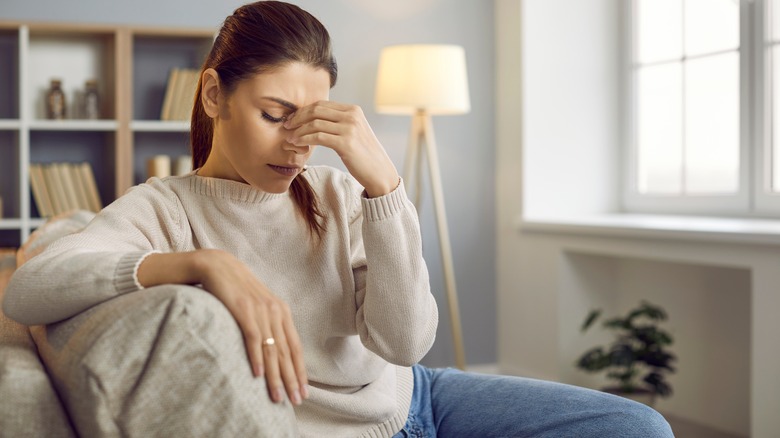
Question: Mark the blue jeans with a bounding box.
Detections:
[392,365,674,438]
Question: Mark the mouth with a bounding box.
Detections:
[267,164,301,177]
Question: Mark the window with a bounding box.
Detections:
[625,0,780,216]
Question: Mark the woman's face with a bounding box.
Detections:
[199,62,331,193]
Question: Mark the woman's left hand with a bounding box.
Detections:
[284,101,399,198]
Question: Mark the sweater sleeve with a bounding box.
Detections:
[2,180,184,326]
[351,179,439,366]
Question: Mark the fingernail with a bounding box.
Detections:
[273,388,284,403]
[292,389,302,406]
[301,384,309,399]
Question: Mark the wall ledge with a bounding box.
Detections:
[519,213,780,246]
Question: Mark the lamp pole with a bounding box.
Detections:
[404,109,466,371]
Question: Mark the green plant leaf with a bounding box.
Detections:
[581,309,602,332]
[576,347,609,371]
[576,300,676,397]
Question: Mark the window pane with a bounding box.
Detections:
[685,0,739,57]
[772,0,780,42]
[637,63,683,194]
[636,0,683,64]
[685,53,740,194]
[773,46,780,191]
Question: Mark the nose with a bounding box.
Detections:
[283,140,311,155]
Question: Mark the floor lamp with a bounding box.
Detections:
[375,44,470,370]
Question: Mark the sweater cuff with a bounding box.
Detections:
[360,179,410,222]
[114,250,161,294]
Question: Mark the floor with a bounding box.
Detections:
[665,414,747,438]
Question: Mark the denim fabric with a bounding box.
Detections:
[393,365,674,438]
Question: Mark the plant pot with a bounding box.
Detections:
[603,387,657,408]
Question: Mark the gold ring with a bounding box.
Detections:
[262,337,276,347]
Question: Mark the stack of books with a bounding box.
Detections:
[29,162,102,218]
[160,68,200,121]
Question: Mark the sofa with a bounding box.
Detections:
[0,211,297,437]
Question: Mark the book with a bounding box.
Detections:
[68,163,91,210]
[56,162,79,213]
[177,69,199,121]
[161,68,180,121]
[77,162,102,213]
[29,163,54,218]
[160,68,199,121]
[36,162,102,215]
[42,163,66,216]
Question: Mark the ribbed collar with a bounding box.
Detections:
[185,173,291,203]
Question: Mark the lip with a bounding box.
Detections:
[267,164,301,177]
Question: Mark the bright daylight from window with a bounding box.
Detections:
[635,0,739,196]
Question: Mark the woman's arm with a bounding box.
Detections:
[285,101,438,365]
[351,180,439,366]
[137,250,309,406]
[3,182,183,326]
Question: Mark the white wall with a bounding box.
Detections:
[521,0,622,218]
[1,0,497,367]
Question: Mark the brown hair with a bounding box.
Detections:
[191,1,337,238]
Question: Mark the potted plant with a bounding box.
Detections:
[575,301,676,406]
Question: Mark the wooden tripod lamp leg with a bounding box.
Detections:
[419,111,467,371]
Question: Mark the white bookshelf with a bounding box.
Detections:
[0,21,214,247]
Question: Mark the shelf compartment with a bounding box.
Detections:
[0,228,21,247]
[133,131,191,184]
[0,131,20,219]
[27,29,116,121]
[30,130,115,210]
[0,29,19,119]
[132,35,211,121]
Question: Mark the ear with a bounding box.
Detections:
[201,68,221,118]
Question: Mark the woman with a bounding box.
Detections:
[4,2,673,436]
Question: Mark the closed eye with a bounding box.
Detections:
[262,112,287,124]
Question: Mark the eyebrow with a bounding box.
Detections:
[261,97,298,111]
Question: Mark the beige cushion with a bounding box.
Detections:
[0,250,76,437]
[32,284,297,437]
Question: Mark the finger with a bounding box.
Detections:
[256,305,284,404]
[293,118,345,136]
[287,119,344,142]
[289,132,343,150]
[284,101,353,128]
[235,307,265,378]
[283,315,309,399]
[268,305,302,406]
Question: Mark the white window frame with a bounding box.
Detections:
[621,0,780,217]
[755,0,780,214]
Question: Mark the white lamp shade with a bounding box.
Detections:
[375,44,470,115]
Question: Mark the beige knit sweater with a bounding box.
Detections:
[4,165,438,437]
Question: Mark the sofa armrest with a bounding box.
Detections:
[31,284,297,437]
[0,252,76,438]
